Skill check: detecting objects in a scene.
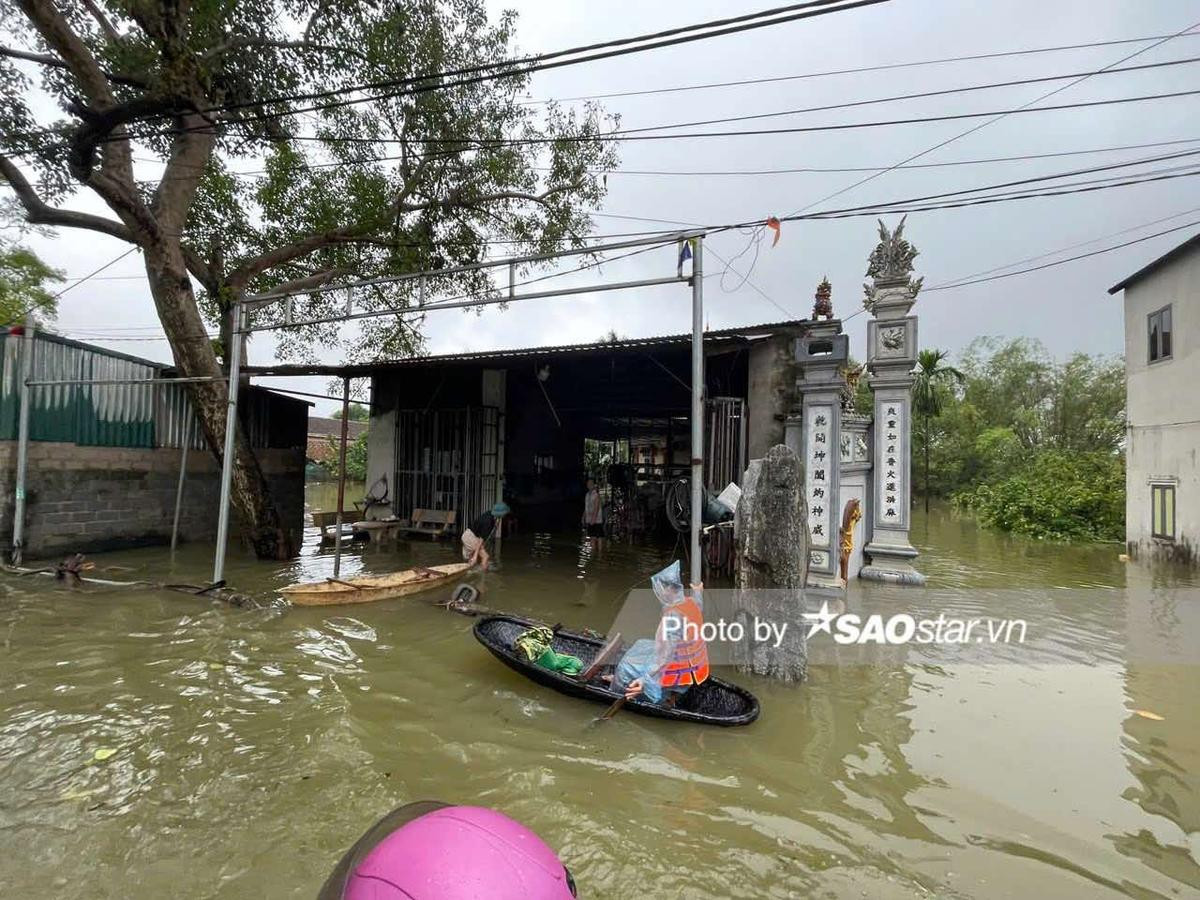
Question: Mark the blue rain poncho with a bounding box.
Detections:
[612,561,701,704]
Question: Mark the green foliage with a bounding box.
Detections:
[954,450,1125,541]
[0,239,63,326]
[322,431,369,482]
[333,403,370,422]
[2,1,618,362]
[914,337,1126,542]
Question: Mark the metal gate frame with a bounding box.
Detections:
[704,396,747,491]
[392,406,499,530]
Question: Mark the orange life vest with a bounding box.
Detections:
[659,597,710,688]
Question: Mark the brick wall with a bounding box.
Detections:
[0,441,304,560]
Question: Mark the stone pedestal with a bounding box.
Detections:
[794,325,847,588]
[861,277,926,586]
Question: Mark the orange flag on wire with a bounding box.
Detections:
[765,217,781,247]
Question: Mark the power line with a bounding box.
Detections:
[55,9,1195,156]
[116,0,886,138]
[2,245,140,327]
[605,139,1200,175]
[276,89,1200,147]
[781,18,1200,217]
[119,137,1200,184]
[519,31,1200,104]
[927,205,1200,289]
[798,167,1200,220]
[614,55,1200,135]
[923,219,1200,291]
[800,147,1200,216]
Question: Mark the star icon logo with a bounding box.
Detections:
[804,601,837,637]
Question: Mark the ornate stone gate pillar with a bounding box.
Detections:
[861,218,926,586]
[795,316,847,587]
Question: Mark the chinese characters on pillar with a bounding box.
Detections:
[876,398,905,526]
[805,404,834,558]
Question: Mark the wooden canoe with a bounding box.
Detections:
[474,614,761,727]
[281,562,472,606]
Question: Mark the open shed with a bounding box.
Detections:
[253,320,806,537]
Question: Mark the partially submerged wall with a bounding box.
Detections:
[746,333,798,461]
[0,442,304,560]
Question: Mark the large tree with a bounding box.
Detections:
[0,0,615,558]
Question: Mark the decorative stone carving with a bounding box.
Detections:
[837,361,865,412]
[862,216,924,311]
[878,325,906,356]
[812,276,834,320]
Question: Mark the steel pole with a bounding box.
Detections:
[689,237,704,585]
[10,314,36,566]
[333,377,350,578]
[212,304,244,584]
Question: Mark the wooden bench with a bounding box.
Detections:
[396,508,457,540]
[311,509,360,531]
[312,508,367,544]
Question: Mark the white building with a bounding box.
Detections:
[1109,232,1200,565]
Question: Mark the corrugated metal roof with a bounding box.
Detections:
[246,318,812,377]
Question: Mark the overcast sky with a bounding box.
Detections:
[14,0,1200,413]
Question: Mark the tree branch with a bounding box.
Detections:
[201,36,370,64]
[226,179,585,291]
[0,44,146,85]
[0,153,134,242]
[80,0,122,44]
[15,0,135,188]
[256,267,353,299]
[152,112,218,233]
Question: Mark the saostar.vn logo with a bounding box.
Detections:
[803,602,1027,645]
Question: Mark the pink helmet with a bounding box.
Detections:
[318,802,577,899]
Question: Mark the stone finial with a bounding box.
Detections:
[862,217,924,312]
[812,276,833,320]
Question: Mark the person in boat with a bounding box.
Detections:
[461,502,509,571]
[582,477,604,552]
[611,560,710,706]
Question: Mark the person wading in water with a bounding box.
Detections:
[582,478,605,553]
[461,502,509,571]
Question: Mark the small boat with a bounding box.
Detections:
[473,614,760,726]
[281,562,472,606]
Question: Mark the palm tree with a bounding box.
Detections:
[912,349,965,513]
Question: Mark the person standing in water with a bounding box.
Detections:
[582,478,604,552]
[462,502,509,571]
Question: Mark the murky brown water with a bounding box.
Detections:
[1,488,1197,898]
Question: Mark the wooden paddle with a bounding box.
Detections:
[326,577,364,590]
[598,697,626,720]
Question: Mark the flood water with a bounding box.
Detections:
[1,487,1198,898]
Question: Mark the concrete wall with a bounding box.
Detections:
[365,385,395,520]
[746,334,797,460]
[0,442,305,560]
[1123,244,1200,564]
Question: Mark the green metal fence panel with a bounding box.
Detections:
[1,331,306,451]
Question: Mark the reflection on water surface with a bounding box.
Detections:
[0,493,1197,898]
